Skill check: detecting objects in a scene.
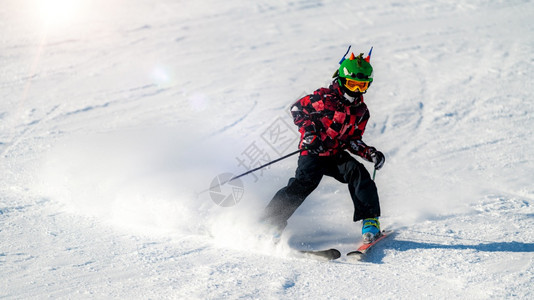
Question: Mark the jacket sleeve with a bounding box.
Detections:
[347,140,376,162]
[290,94,320,134]
[346,107,373,160]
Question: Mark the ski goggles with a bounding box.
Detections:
[344,78,369,92]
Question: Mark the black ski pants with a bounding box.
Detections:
[262,151,380,232]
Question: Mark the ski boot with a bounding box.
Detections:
[261,227,282,245]
[257,222,283,245]
[362,218,381,244]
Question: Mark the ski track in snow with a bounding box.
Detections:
[1,0,533,299]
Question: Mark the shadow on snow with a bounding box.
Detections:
[362,236,534,264]
[391,240,534,253]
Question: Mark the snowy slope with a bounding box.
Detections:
[1,0,533,298]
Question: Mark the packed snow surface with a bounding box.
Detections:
[1,0,533,298]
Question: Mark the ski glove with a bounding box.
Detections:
[349,140,385,170]
[300,132,324,154]
[369,149,385,170]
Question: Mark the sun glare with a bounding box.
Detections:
[35,0,84,26]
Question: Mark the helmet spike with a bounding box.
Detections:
[338,45,352,64]
[349,53,356,60]
[356,53,364,67]
[365,46,373,62]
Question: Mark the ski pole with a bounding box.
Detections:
[198,148,303,195]
[228,148,303,182]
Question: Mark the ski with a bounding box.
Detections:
[296,248,341,261]
[347,230,393,260]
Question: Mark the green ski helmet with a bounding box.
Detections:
[334,46,374,97]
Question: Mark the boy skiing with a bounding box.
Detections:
[261,47,385,244]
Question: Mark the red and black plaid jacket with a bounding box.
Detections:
[291,81,374,160]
